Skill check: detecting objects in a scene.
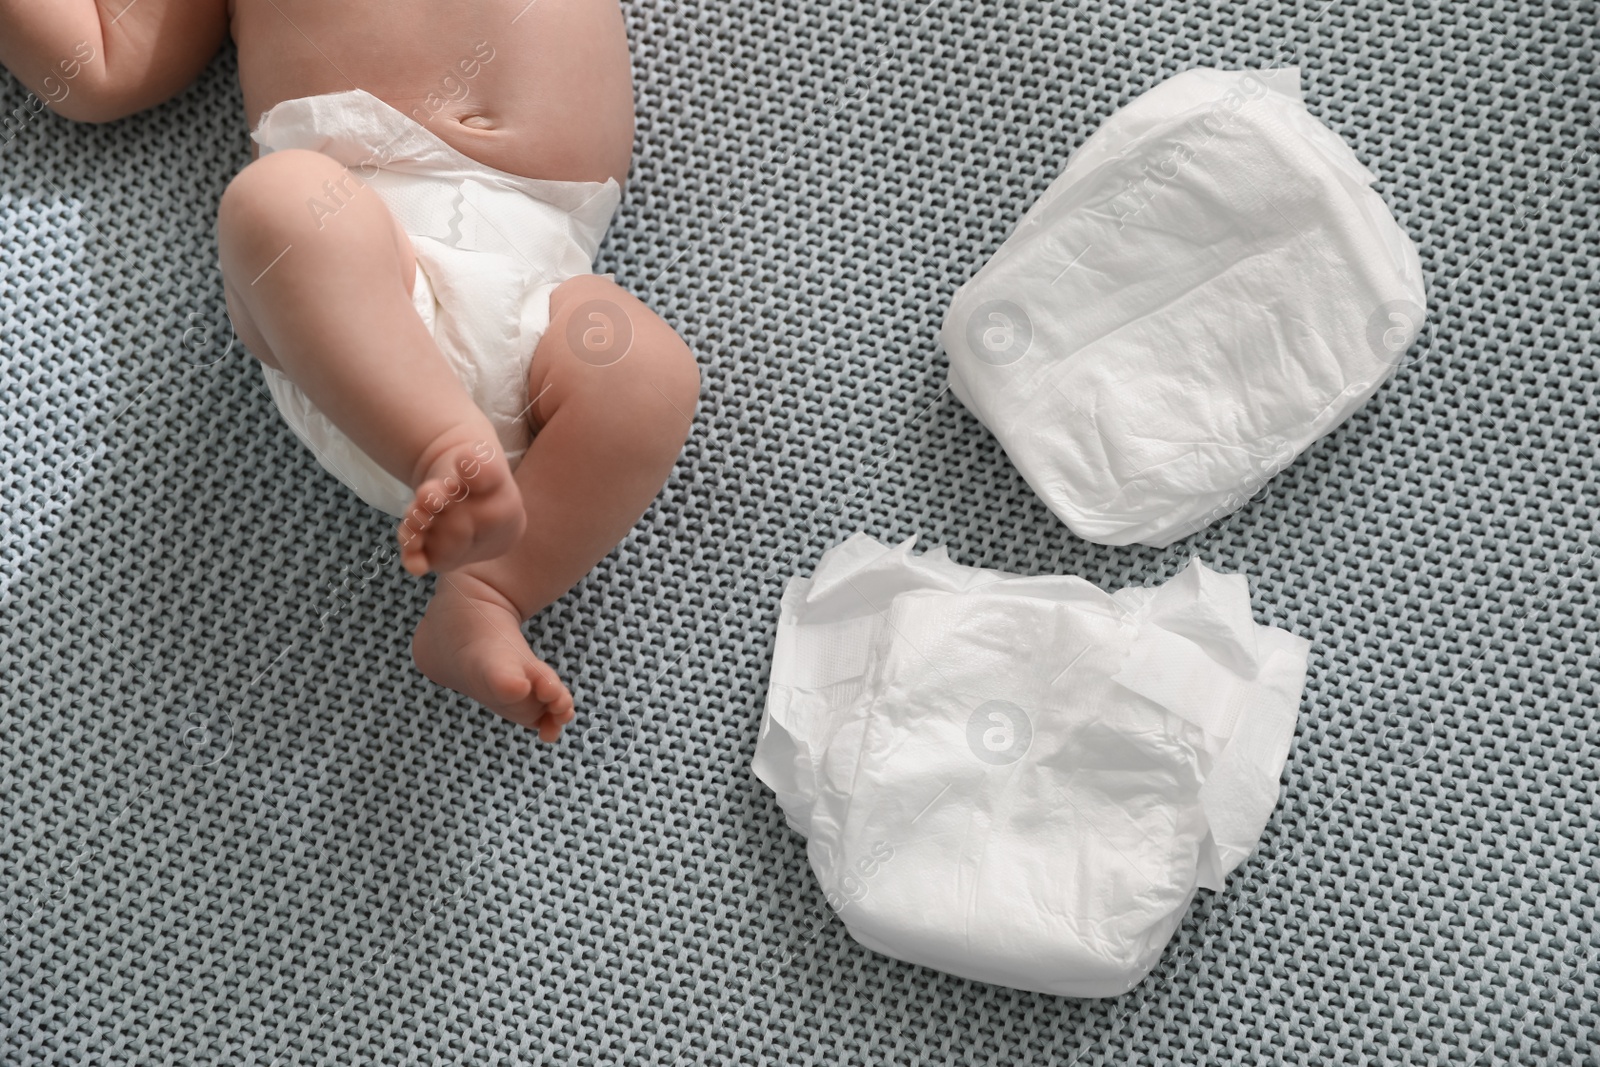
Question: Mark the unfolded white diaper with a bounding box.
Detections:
[754,534,1310,997]
[941,67,1427,547]
[249,89,621,517]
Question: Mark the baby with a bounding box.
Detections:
[0,0,700,742]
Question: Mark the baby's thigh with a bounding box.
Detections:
[217,148,418,362]
[222,277,279,369]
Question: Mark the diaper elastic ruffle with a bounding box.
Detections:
[247,89,622,517]
[754,534,1310,998]
[941,67,1427,547]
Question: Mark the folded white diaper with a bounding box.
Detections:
[941,67,1427,547]
[754,534,1310,997]
[250,89,621,517]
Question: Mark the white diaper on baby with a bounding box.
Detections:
[941,67,1427,547]
[249,89,621,517]
[754,534,1310,997]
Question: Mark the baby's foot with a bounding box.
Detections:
[412,570,576,741]
[398,435,525,576]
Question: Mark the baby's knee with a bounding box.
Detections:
[218,148,369,249]
[605,331,697,467]
[545,277,700,433]
[638,324,700,427]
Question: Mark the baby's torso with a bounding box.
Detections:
[229,0,635,186]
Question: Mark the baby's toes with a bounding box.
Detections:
[529,666,569,708]
[397,480,464,571]
[397,507,438,575]
[536,704,574,744]
[480,660,535,706]
[526,667,573,743]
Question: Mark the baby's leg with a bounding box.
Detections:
[412,275,700,741]
[218,148,525,575]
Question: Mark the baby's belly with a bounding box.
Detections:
[231,0,634,185]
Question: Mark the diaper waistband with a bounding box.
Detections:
[250,88,621,265]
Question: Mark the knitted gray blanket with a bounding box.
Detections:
[3,2,1595,1062]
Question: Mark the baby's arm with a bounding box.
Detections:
[0,0,229,123]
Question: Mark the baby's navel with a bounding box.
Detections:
[459,114,495,130]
